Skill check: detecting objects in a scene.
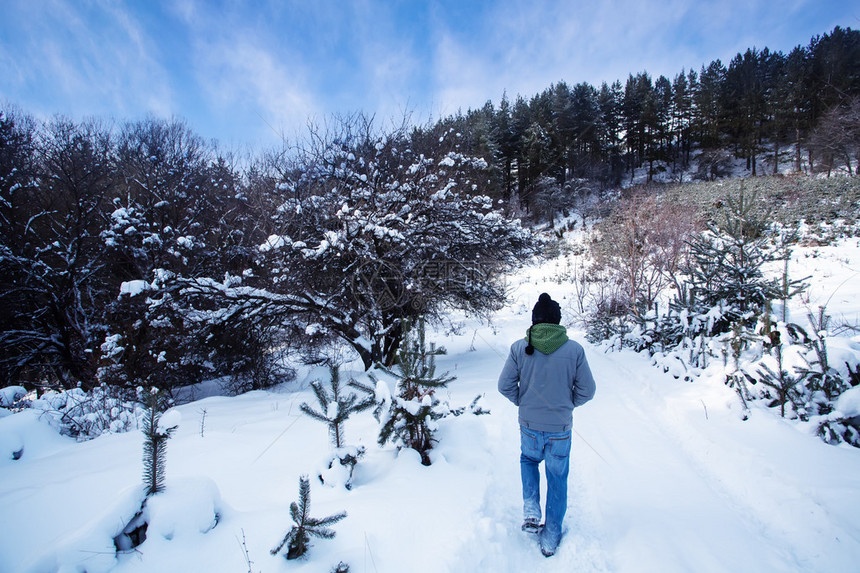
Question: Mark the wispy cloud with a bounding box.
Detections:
[168,0,322,143]
[430,0,702,111]
[346,2,426,124]
[427,0,845,113]
[1,0,855,146]
[202,36,318,139]
[0,0,172,120]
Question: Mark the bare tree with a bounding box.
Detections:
[0,115,115,390]
[808,98,860,177]
[590,190,701,317]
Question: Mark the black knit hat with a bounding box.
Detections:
[532,293,561,325]
[526,293,561,355]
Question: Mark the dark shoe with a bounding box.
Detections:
[521,517,541,534]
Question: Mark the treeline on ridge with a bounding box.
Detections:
[433,25,860,203]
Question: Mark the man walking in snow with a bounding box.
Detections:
[497,292,596,557]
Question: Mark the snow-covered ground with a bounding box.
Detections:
[2,236,860,573]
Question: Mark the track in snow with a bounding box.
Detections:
[446,337,860,573]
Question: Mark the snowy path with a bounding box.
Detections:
[444,330,860,573]
[574,349,805,572]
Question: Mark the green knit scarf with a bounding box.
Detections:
[525,323,568,355]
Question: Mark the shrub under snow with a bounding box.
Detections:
[3,385,147,440]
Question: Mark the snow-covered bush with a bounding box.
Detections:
[635,302,860,446]
[28,385,146,440]
[818,378,860,446]
[0,385,28,410]
[213,323,297,395]
[743,309,860,445]
[98,285,213,393]
[0,116,115,392]
[587,181,860,447]
[317,446,366,491]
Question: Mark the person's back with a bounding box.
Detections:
[497,293,596,557]
[499,334,595,433]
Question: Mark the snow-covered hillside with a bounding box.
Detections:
[2,235,860,573]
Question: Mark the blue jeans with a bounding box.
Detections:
[520,425,571,548]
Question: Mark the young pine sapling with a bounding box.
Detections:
[755,343,802,418]
[799,307,844,400]
[367,317,491,465]
[142,388,179,496]
[271,475,347,560]
[300,364,375,449]
[300,364,374,488]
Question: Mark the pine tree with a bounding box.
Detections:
[301,363,374,488]
[683,183,780,335]
[370,317,455,466]
[300,364,375,448]
[755,324,802,419]
[724,320,756,414]
[796,307,845,401]
[141,388,178,496]
[271,475,347,560]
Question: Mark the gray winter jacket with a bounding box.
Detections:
[497,333,596,432]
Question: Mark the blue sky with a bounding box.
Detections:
[1,0,858,149]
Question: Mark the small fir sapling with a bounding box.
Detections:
[300,364,375,449]
[682,184,780,336]
[300,364,374,488]
[364,317,490,465]
[118,387,178,552]
[752,304,802,418]
[799,307,844,400]
[753,304,824,419]
[271,475,347,560]
[749,304,860,446]
[142,388,179,496]
[819,418,860,447]
[369,317,456,466]
[754,343,802,419]
[789,306,860,447]
[773,237,809,323]
[724,320,756,415]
